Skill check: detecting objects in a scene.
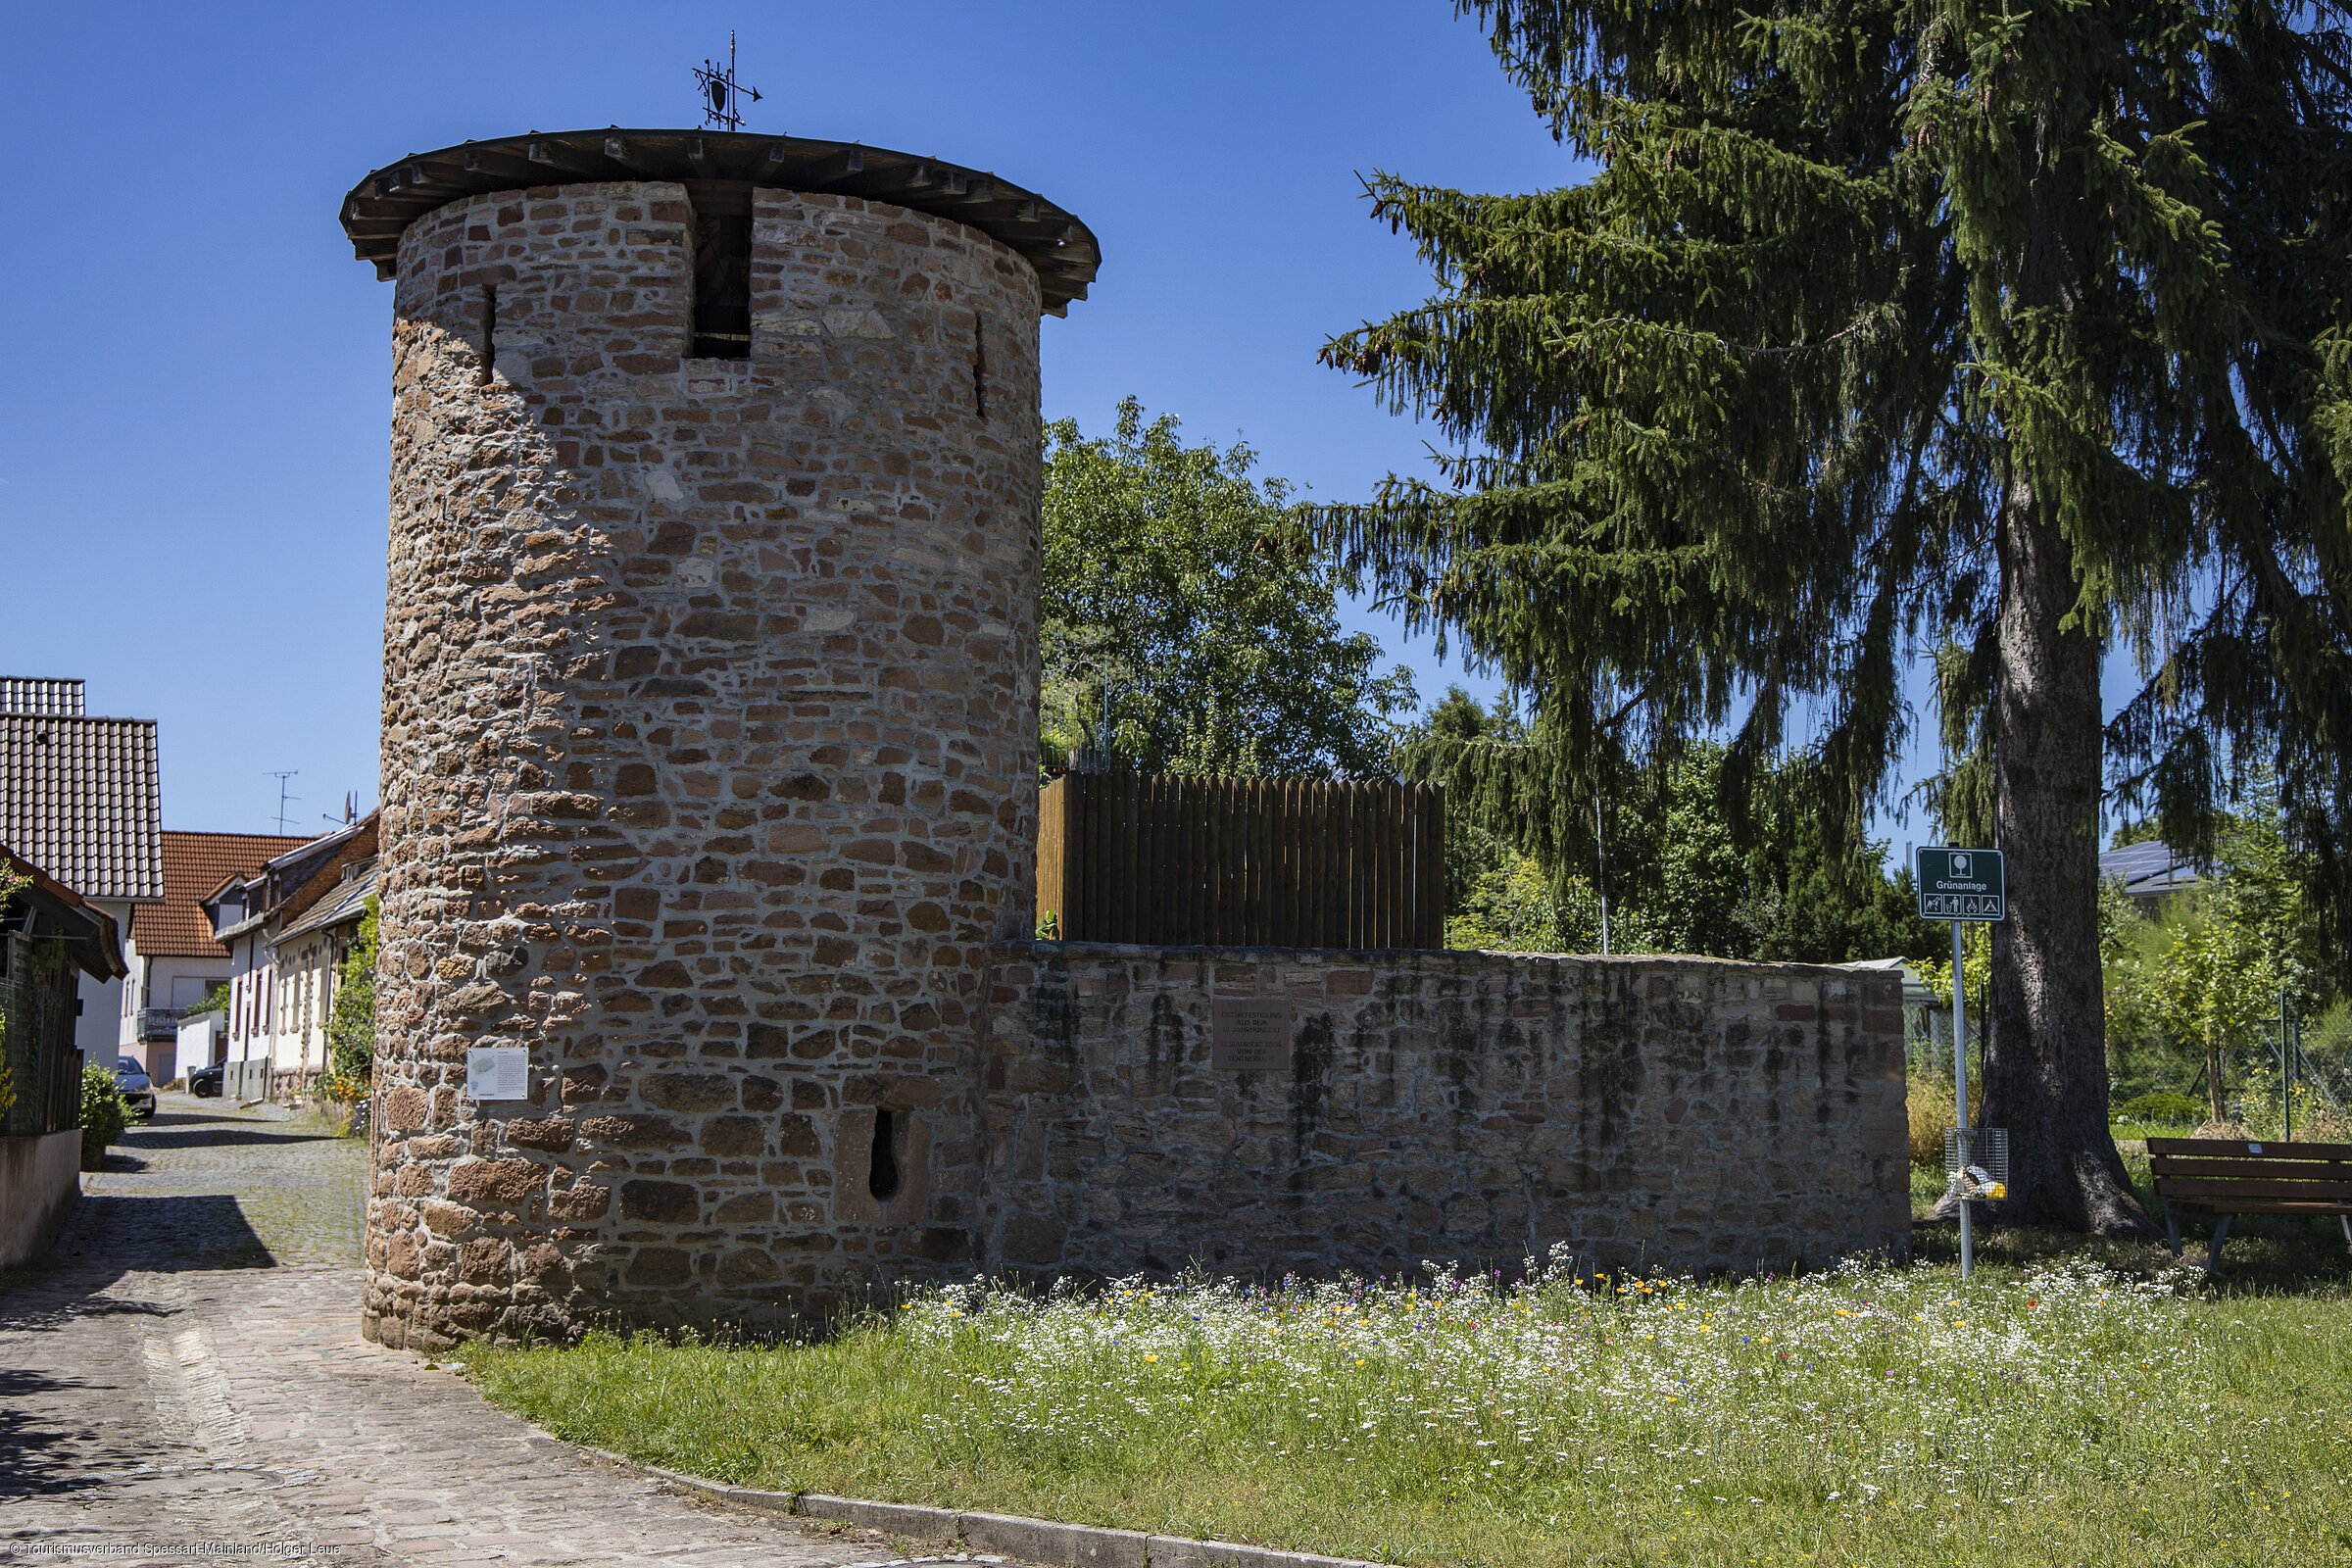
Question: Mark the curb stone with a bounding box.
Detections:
[572,1445,1394,1568]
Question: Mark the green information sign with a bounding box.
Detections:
[1916,847,2006,922]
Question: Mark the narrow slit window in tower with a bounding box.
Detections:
[479,286,498,384]
[688,183,754,360]
[970,315,990,419]
[867,1108,903,1202]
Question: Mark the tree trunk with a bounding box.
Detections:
[2205,1037,2224,1123]
[1981,478,2155,1235]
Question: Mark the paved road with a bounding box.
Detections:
[0,1095,952,1567]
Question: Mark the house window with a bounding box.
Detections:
[688,183,753,360]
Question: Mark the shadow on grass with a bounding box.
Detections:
[1907,1153,2352,1298]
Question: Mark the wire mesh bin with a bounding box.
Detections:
[1943,1126,2010,1201]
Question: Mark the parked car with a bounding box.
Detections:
[187,1061,223,1099]
[112,1057,157,1120]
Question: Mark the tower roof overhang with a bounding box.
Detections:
[342,128,1100,316]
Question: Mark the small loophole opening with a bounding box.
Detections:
[867,1108,903,1202]
[479,286,498,384]
[971,315,989,420]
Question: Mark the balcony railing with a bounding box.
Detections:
[138,1007,182,1043]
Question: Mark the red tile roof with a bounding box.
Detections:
[129,831,315,959]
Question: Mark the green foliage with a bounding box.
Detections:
[1404,689,1937,961]
[1911,923,1991,1012]
[2234,1056,2349,1142]
[182,982,229,1018]
[323,899,377,1102]
[1043,398,1415,777]
[1444,835,1623,953]
[2101,782,2341,1109]
[2115,1091,2204,1126]
[79,1061,126,1168]
[1322,2,2352,1223]
[1320,2,2352,933]
[2307,999,2352,1071]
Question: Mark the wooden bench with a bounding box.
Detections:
[2147,1137,2352,1270]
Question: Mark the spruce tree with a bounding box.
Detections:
[1326,2,2352,1232]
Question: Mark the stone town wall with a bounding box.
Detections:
[979,943,1910,1282]
[365,179,1044,1348]
[0,1130,80,1269]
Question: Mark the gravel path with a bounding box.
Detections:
[0,1094,952,1567]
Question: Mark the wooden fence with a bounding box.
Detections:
[1037,773,1446,950]
[2,934,86,1138]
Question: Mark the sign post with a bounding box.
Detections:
[1915,847,2006,1279]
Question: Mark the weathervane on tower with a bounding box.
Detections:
[694,32,762,131]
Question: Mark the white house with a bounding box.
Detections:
[117,830,310,1083]
[268,855,376,1089]
[204,814,376,1100]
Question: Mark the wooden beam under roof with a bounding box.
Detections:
[342,128,1100,314]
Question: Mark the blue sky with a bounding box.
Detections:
[1,1,2025,852]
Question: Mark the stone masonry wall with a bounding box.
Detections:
[979,944,1909,1282]
[366,180,1044,1347]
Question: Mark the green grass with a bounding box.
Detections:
[1910,1160,1950,1214]
[2110,1118,2204,1144]
[463,1232,2352,1568]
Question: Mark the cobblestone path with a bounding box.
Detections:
[0,1095,949,1567]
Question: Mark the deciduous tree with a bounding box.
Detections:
[1044,399,1414,777]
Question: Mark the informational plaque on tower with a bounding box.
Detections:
[466,1046,530,1102]
[1211,998,1294,1072]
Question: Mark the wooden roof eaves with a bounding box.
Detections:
[0,842,126,980]
[343,128,1100,314]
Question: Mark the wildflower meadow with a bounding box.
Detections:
[466,1246,2352,1567]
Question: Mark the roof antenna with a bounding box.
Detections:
[694,31,762,131]
[265,770,300,835]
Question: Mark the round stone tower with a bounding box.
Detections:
[341,130,1097,1346]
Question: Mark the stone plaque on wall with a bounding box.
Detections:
[1210,998,1294,1072]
